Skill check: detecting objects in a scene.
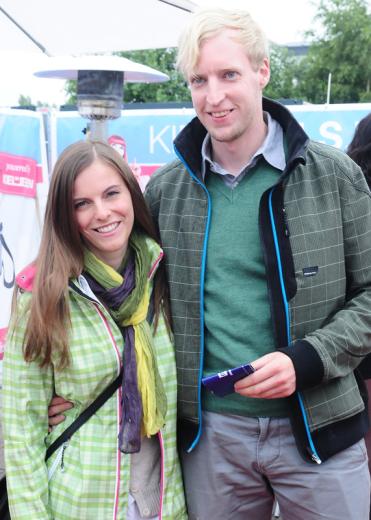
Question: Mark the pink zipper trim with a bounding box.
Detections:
[148,251,164,280]
[93,302,165,519]
[94,304,122,520]
[158,431,165,519]
[113,387,122,520]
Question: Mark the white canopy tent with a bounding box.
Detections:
[0,0,196,106]
[0,0,196,55]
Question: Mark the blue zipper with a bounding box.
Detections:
[268,188,321,464]
[174,146,211,452]
[173,152,319,460]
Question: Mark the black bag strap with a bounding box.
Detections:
[45,286,154,461]
[45,369,122,461]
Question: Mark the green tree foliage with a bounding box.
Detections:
[17,94,54,108]
[18,94,33,106]
[64,80,77,105]
[64,48,191,105]
[118,48,191,103]
[298,0,371,103]
[264,44,300,101]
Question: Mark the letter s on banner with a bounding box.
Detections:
[319,121,343,149]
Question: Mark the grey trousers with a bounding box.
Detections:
[180,412,370,520]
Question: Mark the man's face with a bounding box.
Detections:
[188,30,270,148]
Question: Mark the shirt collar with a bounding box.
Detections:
[201,112,286,179]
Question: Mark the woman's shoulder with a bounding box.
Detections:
[16,263,36,293]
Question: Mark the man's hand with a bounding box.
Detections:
[48,396,73,428]
[234,352,296,399]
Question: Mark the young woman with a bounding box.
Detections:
[347,112,371,520]
[347,112,371,187]
[2,140,186,520]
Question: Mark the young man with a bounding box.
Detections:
[144,8,371,520]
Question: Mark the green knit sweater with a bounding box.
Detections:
[202,163,289,417]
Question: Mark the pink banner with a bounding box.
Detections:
[0,328,7,361]
[139,165,161,176]
[0,152,42,198]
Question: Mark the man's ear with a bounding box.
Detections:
[259,57,270,89]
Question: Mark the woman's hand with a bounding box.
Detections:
[48,396,74,429]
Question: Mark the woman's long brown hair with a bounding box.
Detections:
[17,140,171,370]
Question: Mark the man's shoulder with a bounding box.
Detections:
[303,139,369,193]
[146,158,189,195]
[150,159,184,181]
[306,139,355,167]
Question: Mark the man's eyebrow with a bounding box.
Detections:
[219,67,241,73]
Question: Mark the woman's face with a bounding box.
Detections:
[73,159,134,270]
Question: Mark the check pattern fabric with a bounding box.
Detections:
[285,141,371,430]
[2,241,186,519]
[145,138,371,433]
[146,169,208,422]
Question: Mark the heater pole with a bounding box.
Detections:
[89,120,109,142]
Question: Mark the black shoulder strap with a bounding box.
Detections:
[45,288,154,461]
[45,369,122,461]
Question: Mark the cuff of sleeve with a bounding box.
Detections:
[131,486,160,518]
[279,339,324,391]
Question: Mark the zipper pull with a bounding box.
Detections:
[60,441,69,473]
[282,207,290,237]
[306,445,322,464]
[310,451,322,464]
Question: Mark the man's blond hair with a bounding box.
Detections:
[176,8,269,80]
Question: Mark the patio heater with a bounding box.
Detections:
[34,55,169,140]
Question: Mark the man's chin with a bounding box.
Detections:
[209,129,242,144]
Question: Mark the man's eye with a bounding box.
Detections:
[190,76,205,87]
[224,71,237,80]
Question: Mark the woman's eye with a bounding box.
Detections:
[107,190,120,197]
[74,200,87,210]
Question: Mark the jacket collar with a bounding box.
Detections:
[173,97,310,180]
[16,263,36,292]
[16,239,163,295]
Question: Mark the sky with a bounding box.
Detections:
[0,0,368,108]
[194,0,318,44]
[0,51,67,108]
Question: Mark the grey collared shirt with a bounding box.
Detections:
[201,112,286,188]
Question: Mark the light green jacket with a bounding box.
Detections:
[2,243,186,519]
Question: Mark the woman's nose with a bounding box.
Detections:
[94,201,110,220]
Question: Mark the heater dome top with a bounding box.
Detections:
[34,54,169,83]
